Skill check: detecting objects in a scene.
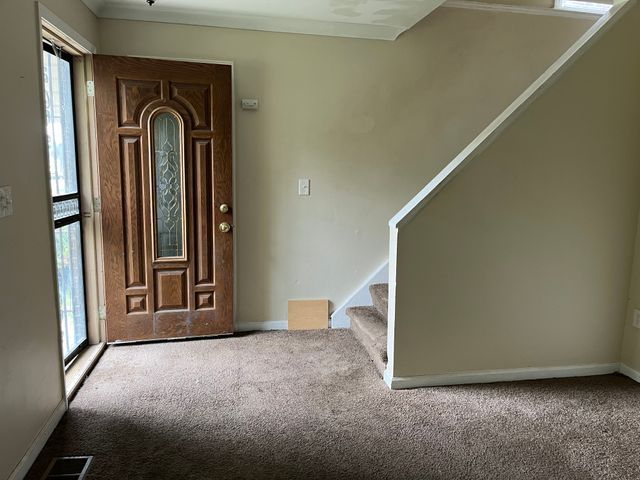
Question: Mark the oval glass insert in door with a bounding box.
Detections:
[153,111,185,259]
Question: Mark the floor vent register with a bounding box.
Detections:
[42,456,93,480]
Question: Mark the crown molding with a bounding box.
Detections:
[81,0,107,16]
[442,0,601,19]
[81,0,410,40]
[81,0,596,41]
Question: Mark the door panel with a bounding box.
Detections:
[120,136,145,288]
[94,55,233,342]
[194,138,214,285]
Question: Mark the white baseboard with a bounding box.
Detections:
[235,320,288,332]
[331,262,389,329]
[619,363,640,383]
[384,363,620,390]
[9,398,66,480]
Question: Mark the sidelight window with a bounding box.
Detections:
[43,42,88,364]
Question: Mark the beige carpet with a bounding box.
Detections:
[27,330,640,479]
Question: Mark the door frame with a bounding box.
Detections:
[36,6,240,356]
[105,54,238,334]
[37,8,241,362]
[37,3,102,402]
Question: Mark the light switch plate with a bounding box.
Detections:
[0,186,13,218]
[298,178,310,196]
[633,310,640,329]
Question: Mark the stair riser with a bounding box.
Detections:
[346,305,388,378]
[369,284,389,322]
[351,326,386,377]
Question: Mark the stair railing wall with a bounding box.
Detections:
[384,0,640,388]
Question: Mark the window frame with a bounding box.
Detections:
[554,0,613,15]
[43,40,90,366]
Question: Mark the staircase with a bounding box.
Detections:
[346,283,388,376]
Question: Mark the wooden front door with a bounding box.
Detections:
[94,56,233,342]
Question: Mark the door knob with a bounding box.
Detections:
[219,204,230,213]
[219,222,232,233]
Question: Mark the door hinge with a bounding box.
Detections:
[93,197,101,213]
[86,80,95,97]
[98,305,106,320]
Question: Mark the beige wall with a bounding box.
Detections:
[98,9,592,325]
[0,1,98,478]
[393,4,640,378]
[0,5,603,475]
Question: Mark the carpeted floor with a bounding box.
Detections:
[27,330,640,479]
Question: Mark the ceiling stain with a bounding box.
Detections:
[103,0,444,39]
[372,8,419,25]
[330,0,369,7]
[330,0,368,18]
[332,7,364,17]
[329,0,434,26]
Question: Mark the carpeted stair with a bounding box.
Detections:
[346,283,388,376]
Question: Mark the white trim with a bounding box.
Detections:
[7,399,67,480]
[38,3,97,54]
[385,227,399,381]
[231,65,237,336]
[389,0,633,230]
[385,363,619,389]
[235,321,288,332]
[65,343,106,398]
[330,262,389,329]
[127,55,233,67]
[81,0,106,16]
[88,2,404,41]
[443,0,601,19]
[619,363,640,383]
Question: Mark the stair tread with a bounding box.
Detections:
[369,283,389,322]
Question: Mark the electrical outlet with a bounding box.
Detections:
[241,99,259,110]
[633,310,640,329]
[0,186,13,218]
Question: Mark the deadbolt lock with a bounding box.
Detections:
[219,222,232,233]
[220,203,230,213]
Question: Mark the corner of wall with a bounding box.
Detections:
[620,213,640,372]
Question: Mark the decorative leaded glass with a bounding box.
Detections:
[153,112,184,258]
[53,198,80,221]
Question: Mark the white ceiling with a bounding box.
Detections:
[81,0,447,40]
